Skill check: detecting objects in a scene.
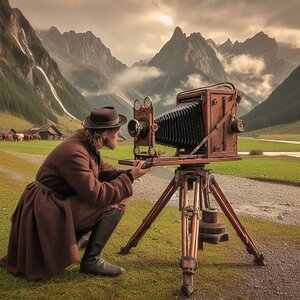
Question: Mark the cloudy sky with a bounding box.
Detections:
[10,0,300,66]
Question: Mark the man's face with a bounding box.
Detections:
[104,127,121,150]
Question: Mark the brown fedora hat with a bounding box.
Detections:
[82,106,127,129]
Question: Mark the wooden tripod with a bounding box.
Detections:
[120,166,265,297]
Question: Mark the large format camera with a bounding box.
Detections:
[124,82,245,166]
[120,83,265,298]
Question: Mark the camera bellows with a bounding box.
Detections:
[155,102,205,149]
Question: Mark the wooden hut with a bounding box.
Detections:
[27,125,63,140]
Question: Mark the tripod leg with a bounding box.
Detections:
[120,177,178,254]
[181,176,200,297]
[209,177,265,266]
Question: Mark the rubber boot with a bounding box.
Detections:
[80,208,125,276]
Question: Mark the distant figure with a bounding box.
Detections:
[0,106,151,280]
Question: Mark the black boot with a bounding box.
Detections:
[77,231,91,249]
[80,208,125,276]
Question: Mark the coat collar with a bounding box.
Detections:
[76,129,100,157]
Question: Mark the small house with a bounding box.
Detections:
[27,125,63,140]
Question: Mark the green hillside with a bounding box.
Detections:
[242,120,300,141]
[243,65,300,131]
[0,0,91,126]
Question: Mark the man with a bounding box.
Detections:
[0,106,151,280]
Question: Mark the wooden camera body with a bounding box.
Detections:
[123,83,245,167]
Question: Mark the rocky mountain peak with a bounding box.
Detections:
[40,26,62,41]
[189,32,203,40]
[148,26,227,87]
[232,31,279,58]
[170,26,186,42]
[206,38,218,50]
[223,38,233,47]
[218,38,233,54]
[36,28,126,87]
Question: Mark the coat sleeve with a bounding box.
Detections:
[99,158,129,182]
[59,150,133,208]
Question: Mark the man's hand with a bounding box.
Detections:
[130,160,152,181]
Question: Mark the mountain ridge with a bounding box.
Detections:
[2,0,300,132]
[242,65,300,131]
[0,0,91,126]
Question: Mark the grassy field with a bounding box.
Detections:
[0,139,299,185]
[1,137,299,156]
[0,111,82,133]
[253,134,300,141]
[207,156,300,185]
[54,113,82,133]
[238,137,300,152]
[0,151,299,299]
[0,112,33,131]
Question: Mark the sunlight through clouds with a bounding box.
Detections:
[151,13,173,26]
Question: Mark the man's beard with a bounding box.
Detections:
[103,137,117,150]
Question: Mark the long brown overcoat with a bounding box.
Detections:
[0,130,133,280]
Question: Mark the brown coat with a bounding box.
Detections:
[0,130,133,280]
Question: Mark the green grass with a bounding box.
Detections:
[238,137,300,152]
[207,156,300,185]
[0,112,33,131]
[0,138,299,158]
[0,140,61,155]
[1,139,300,185]
[254,134,300,142]
[0,146,299,299]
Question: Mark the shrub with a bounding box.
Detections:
[249,149,264,155]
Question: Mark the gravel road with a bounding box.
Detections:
[133,167,300,225]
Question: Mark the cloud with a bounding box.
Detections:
[182,73,209,89]
[224,54,265,77]
[109,66,162,91]
[216,52,274,100]
[151,13,173,26]
[238,73,274,100]
[162,73,209,106]
[239,97,253,110]
[81,66,162,97]
[162,87,182,106]
[11,0,300,66]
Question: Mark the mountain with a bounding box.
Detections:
[242,65,300,131]
[218,32,298,98]
[144,27,227,98]
[218,38,233,54]
[36,26,126,92]
[36,27,138,119]
[138,27,256,116]
[0,0,91,126]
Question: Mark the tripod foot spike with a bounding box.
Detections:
[119,246,132,255]
[181,284,195,297]
[253,253,265,266]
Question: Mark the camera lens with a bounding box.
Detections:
[128,119,149,139]
[128,119,139,137]
[231,118,245,133]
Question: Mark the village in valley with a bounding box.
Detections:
[0,125,64,141]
